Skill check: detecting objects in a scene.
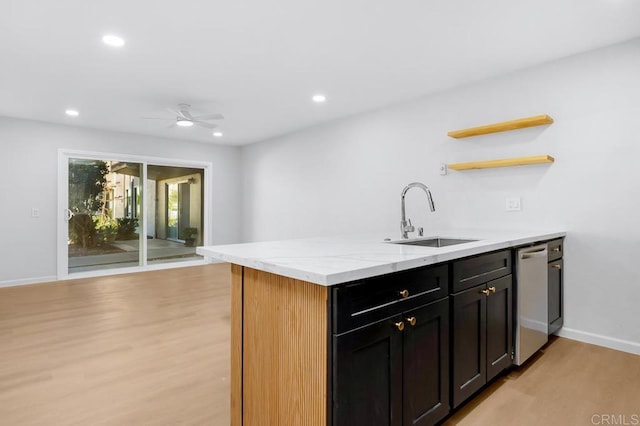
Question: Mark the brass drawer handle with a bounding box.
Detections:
[552,264,561,269]
[395,321,405,331]
[480,289,490,296]
[488,286,496,293]
[552,247,561,252]
[406,317,417,326]
[399,289,410,299]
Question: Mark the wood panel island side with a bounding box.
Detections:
[231,265,329,426]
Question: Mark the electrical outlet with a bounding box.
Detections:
[31,208,40,218]
[505,197,521,211]
[439,163,448,175]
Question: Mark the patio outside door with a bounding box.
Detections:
[66,158,143,274]
[166,182,191,242]
[59,152,208,277]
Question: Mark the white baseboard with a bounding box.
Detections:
[0,275,57,288]
[557,327,640,356]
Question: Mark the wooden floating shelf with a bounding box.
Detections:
[448,114,554,139]
[448,155,555,171]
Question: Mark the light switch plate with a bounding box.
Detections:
[505,197,521,211]
[439,163,448,175]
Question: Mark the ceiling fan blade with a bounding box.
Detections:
[167,108,186,118]
[191,113,224,120]
[194,121,217,129]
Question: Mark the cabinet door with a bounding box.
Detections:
[486,274,513,381]
[548,259,563,335]
[403,298,450,426]
[333,317,403,426]
[451,285,487,408]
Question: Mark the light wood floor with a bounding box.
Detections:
[0,264,230,425]
[446,336,640,425]
[2,265,639,425]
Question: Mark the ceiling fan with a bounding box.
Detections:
[143,103,224,129]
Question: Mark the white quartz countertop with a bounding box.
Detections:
[196,229,566,286]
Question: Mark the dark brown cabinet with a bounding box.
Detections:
[547,238,563,262]
[333,264,448,334]
[485,276,513,381]
[333,315,403,426]
[451,249,511,293]
[548,238,564,335]
[403,300,450,426]
[451,283,486,407]
[333,298,449,426]
[451,252,513,409]
[331,241,560,424]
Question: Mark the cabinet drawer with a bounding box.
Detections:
[452,250,511,293]
[547,238,563,262]
[333,264,448,334]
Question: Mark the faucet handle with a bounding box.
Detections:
[405,218,415,233]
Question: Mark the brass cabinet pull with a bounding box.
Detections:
[552,247,561,252]
[406,317,417,326]
[399,289,410,299]
[552,264,561,269]
[480,289,490,296]
[395,321,405,331]
[489,286,496,293]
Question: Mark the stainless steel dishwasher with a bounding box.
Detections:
[515,244,548,365]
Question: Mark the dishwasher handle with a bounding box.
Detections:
[520,247,548,260]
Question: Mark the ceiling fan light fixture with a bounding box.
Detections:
[213,131,223,137]
[176,118,194,127]
[312,94,327,103]
[102,34,125,47]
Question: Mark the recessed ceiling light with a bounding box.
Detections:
[102,34,125,47]
[65,109,79,117]
[213,131,223,137]
[312,94,327,103]
[176,118,194,127]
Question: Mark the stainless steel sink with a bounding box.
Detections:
[390,237,478,247]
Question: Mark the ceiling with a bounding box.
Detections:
[2,0,640,146]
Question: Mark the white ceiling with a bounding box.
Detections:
[1,0,640,146]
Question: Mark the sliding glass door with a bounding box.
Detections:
[67,158,143,273]
[60,152,208,277]
[146,164,204,266]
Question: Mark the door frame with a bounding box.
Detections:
[57,149,213,280]
[164,180,192,243]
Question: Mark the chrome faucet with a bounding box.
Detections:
[400,182,435,239]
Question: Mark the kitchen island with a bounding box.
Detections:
[197,229,565,426]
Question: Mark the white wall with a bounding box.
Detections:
[0,117,242,283]
[241,39,640,351]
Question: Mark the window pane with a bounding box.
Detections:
[146,165,204,265]
[68,159,142,273]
